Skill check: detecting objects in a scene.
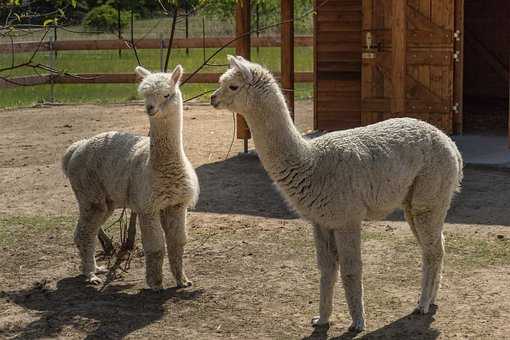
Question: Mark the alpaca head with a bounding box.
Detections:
[211,55,282,117]
[136,65,183,117]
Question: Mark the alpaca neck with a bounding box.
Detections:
[149,98,185,169]
[244,88,310,177]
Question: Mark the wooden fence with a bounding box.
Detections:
[0,36,313,89]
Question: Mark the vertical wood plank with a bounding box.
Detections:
[454,0,464,134]
[313,0,318,130]
[235,0,251,142]
[392,0,407,115]
[281,0,295,120]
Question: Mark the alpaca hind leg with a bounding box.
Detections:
[74,203,112,284]
[311,225,339,328]
[139,214,166,290]
[404,206,423,248]
[334,229,365,332]
[160,206,191,288]
[411,209,445,314]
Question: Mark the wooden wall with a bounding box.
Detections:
[314,0,362,131]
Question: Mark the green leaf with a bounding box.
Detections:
[43,19,55,27]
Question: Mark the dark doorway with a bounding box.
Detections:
[462,0,509,135]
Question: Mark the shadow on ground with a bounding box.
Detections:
[303,307,439,340]
[1,277,203,339]
[194,153,297,219]
[195,154,510,226]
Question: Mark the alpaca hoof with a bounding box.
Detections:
[176,280,192,288]
[348,319,365,332]
[86,275,103,285]
[413,303,437,315]
[311,316,330,329]
[148,283,163,291]
[95,265,108,274]
[414,304,430,314]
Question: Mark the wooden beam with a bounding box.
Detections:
[0,72,313,89]
[281,0,295,120]
[235,0,252,147]
[0,36,313,54]
[391,0,407,115]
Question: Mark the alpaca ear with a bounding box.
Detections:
[227,55,253,83]
[135,66,151,78]
[170,64,183,84]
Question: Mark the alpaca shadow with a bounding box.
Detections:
[2,276,203,339]
[193,153,298,219]
[303,307,439,340]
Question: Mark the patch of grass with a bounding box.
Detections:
[0,215,74,248]
[445,232,510,267]
[0,214,129,249]
[0,46,313,108]
[362,229,510,270]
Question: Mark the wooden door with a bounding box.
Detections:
[361,0,457,133]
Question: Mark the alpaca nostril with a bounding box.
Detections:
[147,105,154,112]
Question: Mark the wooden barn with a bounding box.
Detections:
[313,0,510,139]
[232,0,509,150]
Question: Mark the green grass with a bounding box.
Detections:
[0,46,313,108]
[363,230,510,270]
[0,215,74,248]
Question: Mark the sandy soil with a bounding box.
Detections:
[0,102,509,339]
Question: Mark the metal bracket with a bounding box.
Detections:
[452,103,460,113]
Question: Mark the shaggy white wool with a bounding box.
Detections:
[63,65,199,289]
[211,55,463,332]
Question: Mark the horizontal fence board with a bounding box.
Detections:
[0,36,312,54]
[0,72,313,88]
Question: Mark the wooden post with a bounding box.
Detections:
[235,0,251,152]
[281,0,295,120]
[391,0,406,116]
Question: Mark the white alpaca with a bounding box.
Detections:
[211,56,463,332]
[62,65,199,289]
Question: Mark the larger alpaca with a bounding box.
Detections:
[211,56,463,331]
[63,65,199,289]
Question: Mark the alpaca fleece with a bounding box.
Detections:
[211,56,463,331]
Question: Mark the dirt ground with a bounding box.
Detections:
[0,102,509,339]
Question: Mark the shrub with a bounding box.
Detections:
[83,4,130,32]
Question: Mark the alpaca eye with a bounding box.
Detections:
[164,94,170,98]
[229,85,239,91]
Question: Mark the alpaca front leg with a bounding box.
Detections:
[139,214,166,290]
[160,207,191,288]
[334,229,365,332]
[311,225,339,328]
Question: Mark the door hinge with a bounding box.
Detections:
[452,103,460,113]
[453,51,461,62]
[454,30,461,41]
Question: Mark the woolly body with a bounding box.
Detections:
[63,65,198,288]
[211,56,463,331]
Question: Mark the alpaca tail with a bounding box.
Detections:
[62,140,84,177]
[452,140,464,193]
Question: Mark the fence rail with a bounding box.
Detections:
[0,72,313,89]
[0,36,313,54]
[0,35,313,89]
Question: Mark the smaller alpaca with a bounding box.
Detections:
[211,56,463,331]
[62,65,199,289]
